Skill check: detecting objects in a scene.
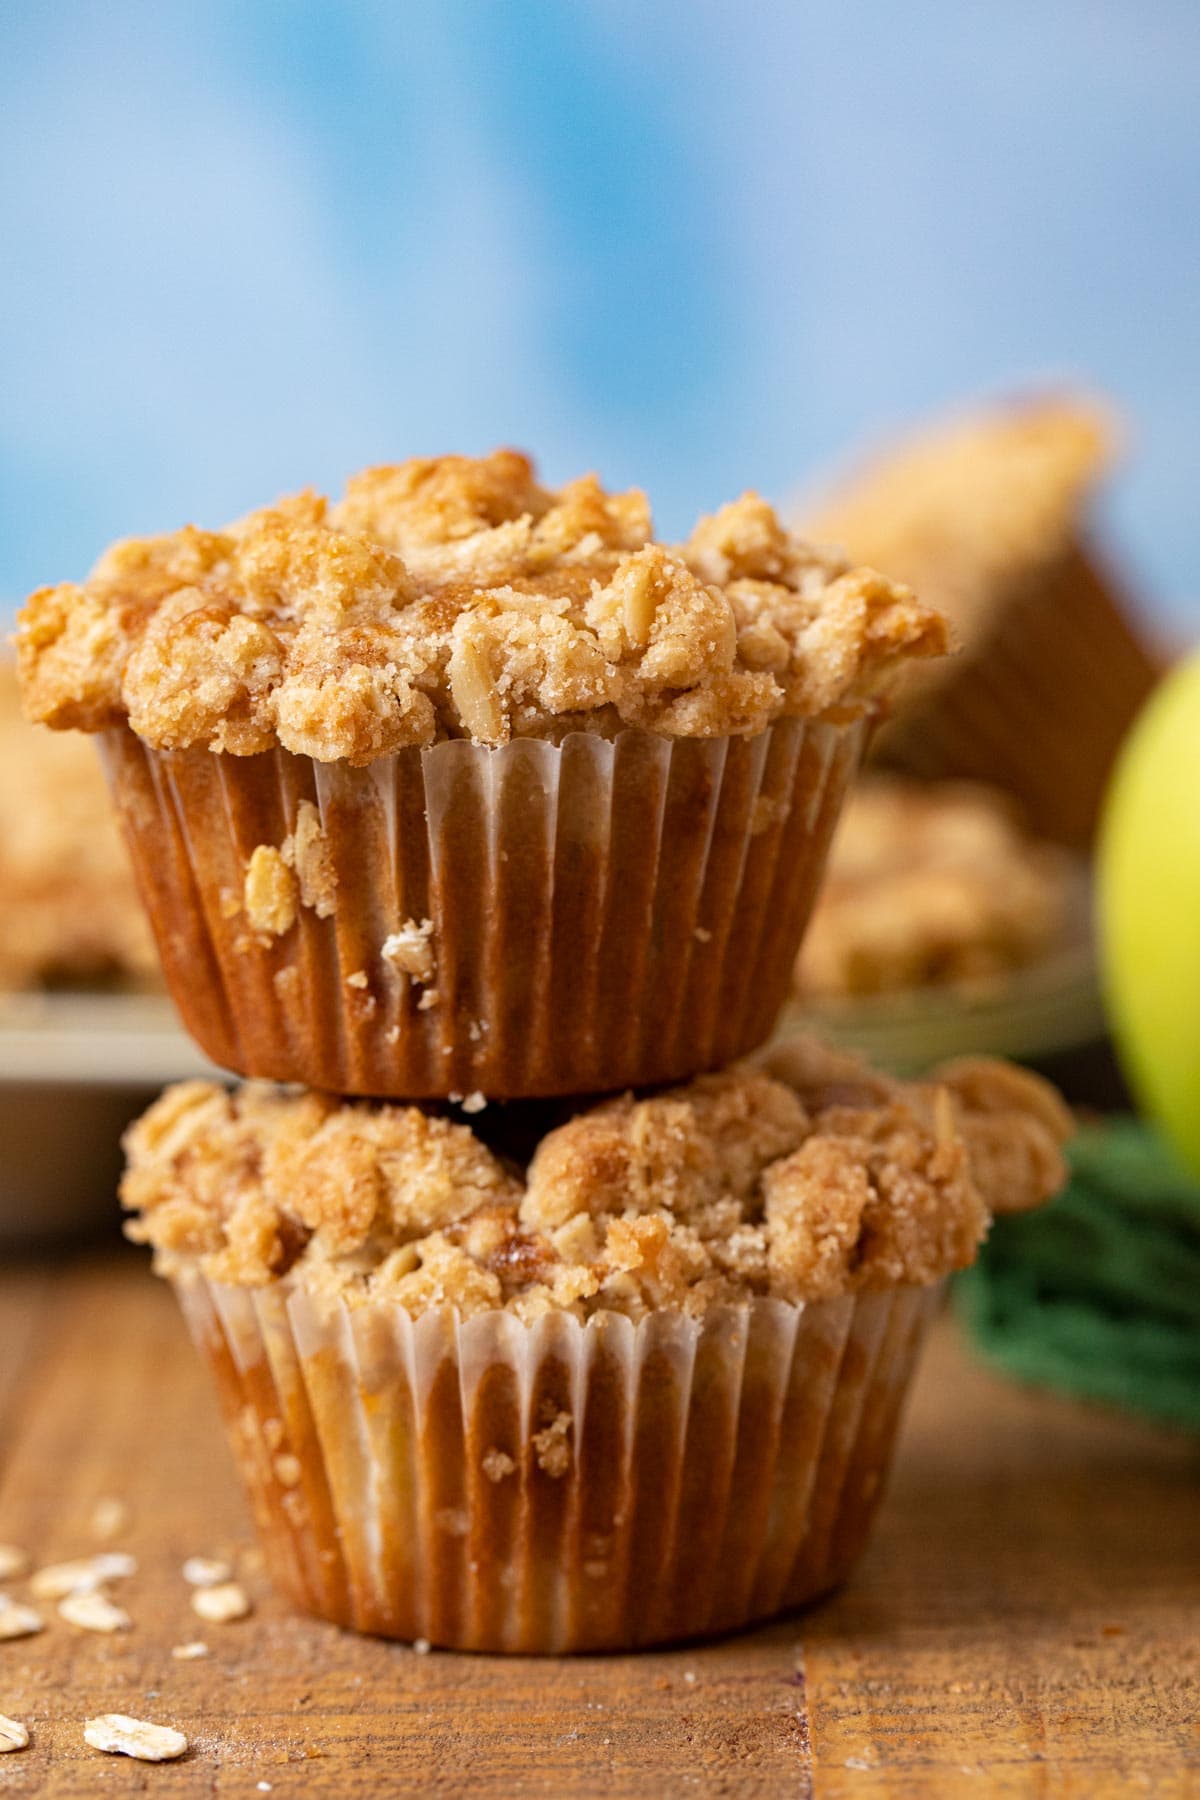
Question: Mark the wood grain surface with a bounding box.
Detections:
[0,1249,1195,1798]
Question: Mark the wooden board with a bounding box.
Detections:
[0,1249,1196,1797]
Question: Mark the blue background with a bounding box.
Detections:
[3,1,1198,628]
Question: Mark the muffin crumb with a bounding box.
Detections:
[482,1449,516,1483]
[243,846,297,938]
[282,801,336,915]
[382,918,436,986]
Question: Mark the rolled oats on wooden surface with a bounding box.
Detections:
[84,1714,188,1762]
[191,1582,252,1624]
[59,1589,131,1633]
[0,1714,29,1753]
[30,1552,136,1599]
[181,1556,233,1588]
[0,1599,44,1641]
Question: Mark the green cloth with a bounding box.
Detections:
[956,1118,1200,1433]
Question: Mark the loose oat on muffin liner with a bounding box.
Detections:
[102,714,866,1098]
[177,1272,939,1653]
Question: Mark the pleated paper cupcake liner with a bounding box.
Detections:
[176,1273,941,1653]
[101,717,866,1098]
[876,544,1160,848]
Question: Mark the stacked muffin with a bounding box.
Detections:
[17,450,1071,1651]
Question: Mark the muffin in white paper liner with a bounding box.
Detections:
[101,716,866,1099]
[177,1273,940,1654]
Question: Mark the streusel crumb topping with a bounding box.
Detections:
[121,1038,1069,1318]
[18,451,947,762]
[800,394,1114,639]
[794,776,1079,998]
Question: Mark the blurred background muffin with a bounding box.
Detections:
[800,393,1163,848]
[0,664,158,993]
[783,773,1104,1084]
[794,776,1081,1001]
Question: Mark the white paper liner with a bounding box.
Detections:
[176,1274,940,1653]
[101,716,866,1097]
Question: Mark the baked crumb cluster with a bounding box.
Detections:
[802,394,1113,631]
[795,776,1078,998]
[0,666,158,991]
[18,451,947,762]
[121,1038,1070,1319]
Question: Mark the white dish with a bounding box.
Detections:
[775,938,1106,1076]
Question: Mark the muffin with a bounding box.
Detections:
[0,664,158,992]
[16,451,945,1098]
[793,775,1081,1000]
[801,394,1161,847]
[121,1035,1071,1652]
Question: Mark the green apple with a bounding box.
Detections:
[1098,647,1200,1173]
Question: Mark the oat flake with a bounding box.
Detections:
[0,1598,43,1641]
[84,1714,188,1762]
[0,1714,29,1753]
[60,1589,131,1633]
[31,1552,136,1599]
[181,1555,233,1588]
[191,1582,251,1623]
[89,1498,131,1541]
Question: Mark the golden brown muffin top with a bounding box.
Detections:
[17,450,947,764]
[121,1036,1070,1319]
[800,394,1115,651]
[794,776,1080,999]
[0,665,158,991]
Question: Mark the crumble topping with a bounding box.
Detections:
[800,393,1114,648]
[794,776,1079,998]
[17,451,947,763]
[121,1038,1070,1317]
[0,664,159,991]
